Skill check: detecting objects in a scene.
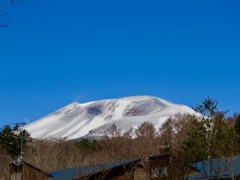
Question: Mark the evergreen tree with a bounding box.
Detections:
[180,98,237,164]
[208,112,233,157]
[0,124,32,158]
[193,96,218,117]
[180,115,209,163]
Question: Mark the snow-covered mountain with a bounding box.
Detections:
[24,96,199,140]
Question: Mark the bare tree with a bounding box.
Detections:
[0,0,22,27]
[0,146,13,179]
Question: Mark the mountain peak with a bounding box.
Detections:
[24,96,198,140]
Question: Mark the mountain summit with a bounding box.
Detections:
[24,96,198,140]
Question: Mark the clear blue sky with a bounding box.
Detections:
[0,0,239,127]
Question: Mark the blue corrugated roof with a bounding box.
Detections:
[49,158,140,180]
[187,156,240,179]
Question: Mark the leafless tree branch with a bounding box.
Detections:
[0,20,12,27]
[0,0,22,27]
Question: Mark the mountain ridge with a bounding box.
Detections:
[24,95,199,140]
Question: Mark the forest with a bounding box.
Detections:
[0,98,240,179]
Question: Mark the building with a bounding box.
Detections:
[10,160,53,180]
[49,158,141,180]
[10,158,140,180]
[11,154,205,180]
[187,156,240,180]
[148,154,199,180]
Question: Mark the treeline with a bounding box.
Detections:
[0,97,239,179]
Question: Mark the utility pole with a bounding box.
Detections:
[11,122,27,164]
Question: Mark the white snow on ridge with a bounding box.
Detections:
[24,96,199,140]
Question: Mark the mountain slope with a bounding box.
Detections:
[24,96,199,140]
